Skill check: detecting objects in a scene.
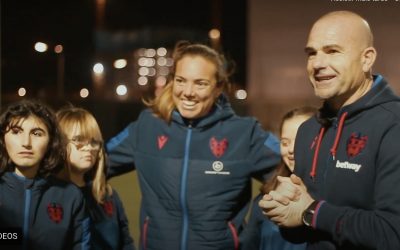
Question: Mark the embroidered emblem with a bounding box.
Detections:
[347,132,367,157]
[205,161,230,175]
[158,135,168,150]
[212,161,224,172]
[102,200,114,217]
[209,137,228,158]
[47,202,63,223]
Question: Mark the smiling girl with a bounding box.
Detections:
[241,106,317,250]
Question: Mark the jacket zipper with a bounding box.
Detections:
[22,189,32,250]
[228,221,239,250]
[141,216,149,250]
[180,125,192,250]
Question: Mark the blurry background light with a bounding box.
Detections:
[145,58,156,67]
[209,29,221,40]
[34,42,48,53]
[147,68,156,76]
[138,67,149,76]
[116,84,128,96]
[137,76,148,86]
[80,88,89,98]
[54,44,63,54]
[235,89,247,100]
[138,57,147,66]
[157,57,167,66]
[156,47,167,57]
[114,59,127,69]
[144,48,156,57]
[18,87,26,97]
[93,63,104,74]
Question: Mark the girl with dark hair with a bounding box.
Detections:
[106,41,281,250]
[0,99,90,250]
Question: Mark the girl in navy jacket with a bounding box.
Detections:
[0,99,90,250]
[241,107,316,250]
[57,106,135,250]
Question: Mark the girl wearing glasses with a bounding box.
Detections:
[56,106,135,250]
[0,99,90,250]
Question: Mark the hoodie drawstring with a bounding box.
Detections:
[310,127,325,179]
[310,112,348,180]
[330,112,348,160]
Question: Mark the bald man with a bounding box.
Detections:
[259,11,400,249]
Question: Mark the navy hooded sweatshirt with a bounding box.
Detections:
[106,95,281,250]
[81,184,135,250]
[0,172,90,250]
[286,75,400,249]
[241,194,306,250]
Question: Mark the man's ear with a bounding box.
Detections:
[361,47,377,73]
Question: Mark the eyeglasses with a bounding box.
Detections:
[69,137,102,150]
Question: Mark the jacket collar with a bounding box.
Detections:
[171,94,235,128]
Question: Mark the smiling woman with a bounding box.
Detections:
[0,99,90,250]
[172,55,223,120]
[106,41,281,250]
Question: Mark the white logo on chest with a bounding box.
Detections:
[335,160,362,172]
[204,161,230,175]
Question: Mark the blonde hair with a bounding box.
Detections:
[57,106,111,204]
[144,41,232,122]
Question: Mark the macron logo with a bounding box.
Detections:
[336,160,362,172]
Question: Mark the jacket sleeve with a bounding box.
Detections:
[113,190,136,250]
[239,195,263,250]
[72,191,91,250]
[248,121,281,181]
[313,123,400,249]
[106,122,138,178]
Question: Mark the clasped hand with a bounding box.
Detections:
[258,174,314,227]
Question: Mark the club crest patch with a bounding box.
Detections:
[102,200,114,217]
[209,137,228,158]
[47,202,63,224]
[347,132,367,157]
[158,135,168,150]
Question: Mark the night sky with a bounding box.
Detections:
[1,0,247,102]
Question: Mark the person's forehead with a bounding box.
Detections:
[307,22,353,47]
[67,123,81,136]
[11,115,46,127]
[175,56,217,80]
